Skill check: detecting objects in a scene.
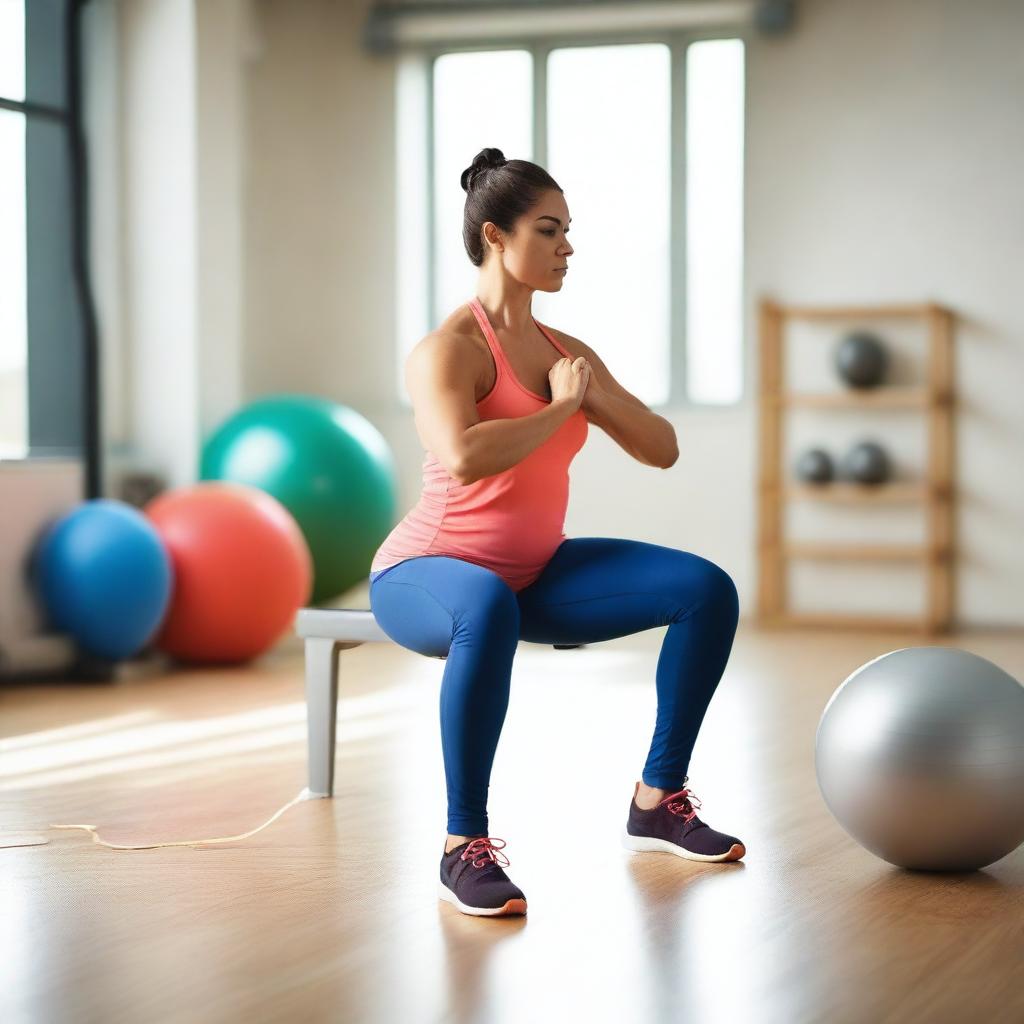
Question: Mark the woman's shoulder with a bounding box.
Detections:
[407,304,479,352]
[407,307,488,377]
[434,302,483,348]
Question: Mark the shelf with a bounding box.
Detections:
[757,298,956,633]
[769,387,946,410]
[771,303,936,321]
[778,483,944,504]
[761,612,936,634]
[782,542,948,563]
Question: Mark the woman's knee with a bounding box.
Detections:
[667,554,739,620]
[701,562,740,620]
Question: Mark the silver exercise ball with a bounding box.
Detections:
[815,647,1024,872]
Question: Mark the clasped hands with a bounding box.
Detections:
[550,354,604,416]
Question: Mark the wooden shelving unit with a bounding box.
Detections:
[756,299,956,635]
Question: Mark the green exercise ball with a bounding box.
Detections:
[200,394,397,604]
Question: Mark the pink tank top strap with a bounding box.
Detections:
[467,298,510,377]
[533,318,571,358]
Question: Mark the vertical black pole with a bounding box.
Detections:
[66,0,102,499]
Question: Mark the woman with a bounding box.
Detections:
[369,148,744,918]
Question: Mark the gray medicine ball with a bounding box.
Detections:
[841,441,890,485]
[835,331,889,389]
[795,448,834,484]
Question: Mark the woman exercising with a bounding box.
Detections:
[369,148,744,918]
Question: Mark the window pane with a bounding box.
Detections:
[0,107,27,458]
[25,111,86,455]
[545,43,671,406]
[432,50,532,322]
[686,38,744,404]
[0,0,24,101]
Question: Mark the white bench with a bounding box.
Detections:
[296,607,578,798]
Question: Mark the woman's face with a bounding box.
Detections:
[484,189,574,292]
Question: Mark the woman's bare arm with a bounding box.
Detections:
[459,401,577,484]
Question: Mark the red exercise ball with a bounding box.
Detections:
[145,481,312,664]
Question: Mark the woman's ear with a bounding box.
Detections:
[482,223,503,253]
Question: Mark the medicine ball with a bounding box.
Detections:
[835,331,888,389]
[841,441,891,485]
[795,448,834,485]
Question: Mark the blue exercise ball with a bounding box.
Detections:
[31,499,174,661]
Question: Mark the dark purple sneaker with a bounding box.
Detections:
[623,779,746,863]
[439,837,528,917]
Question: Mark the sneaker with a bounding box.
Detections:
[439,837,528,917]
[622,779,746,863]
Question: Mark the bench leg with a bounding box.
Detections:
[304,636,342,798]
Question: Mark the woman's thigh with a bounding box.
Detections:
[516,537,738,645]
[369,555,519,658]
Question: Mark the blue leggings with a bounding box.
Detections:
[368,537,740,836]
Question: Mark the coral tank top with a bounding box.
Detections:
[369,297,589,592]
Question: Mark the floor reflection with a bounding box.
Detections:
[624,852,749,1018]
[439,898,527,1024]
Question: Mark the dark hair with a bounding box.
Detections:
[460,147,563,267]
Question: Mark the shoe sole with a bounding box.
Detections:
[621,831,746,863]
[438,880,528,917]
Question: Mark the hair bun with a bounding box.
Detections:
[461,147,507,193]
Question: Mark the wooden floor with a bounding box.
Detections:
[2,615,1023,1024]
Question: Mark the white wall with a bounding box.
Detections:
[744,0,1024,626]
[243,0,397,407]
[91,0,249,493]
[195,0,250,440]
[119,0,200,489]
[101,0,1024,627]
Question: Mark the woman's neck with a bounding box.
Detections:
[474,282,536,340]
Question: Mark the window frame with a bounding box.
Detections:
[420,25,750,412]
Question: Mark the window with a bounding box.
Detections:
[432,50,533,320]
[400,34,745,408]
[0,0,92,471]
[546,43,672,405]
[0,0,27,456]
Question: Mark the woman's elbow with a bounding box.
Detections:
[660,433,680,468]
[451,452,477,486]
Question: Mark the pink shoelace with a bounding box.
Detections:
[461,836,511,869]
[657,783,703,825]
